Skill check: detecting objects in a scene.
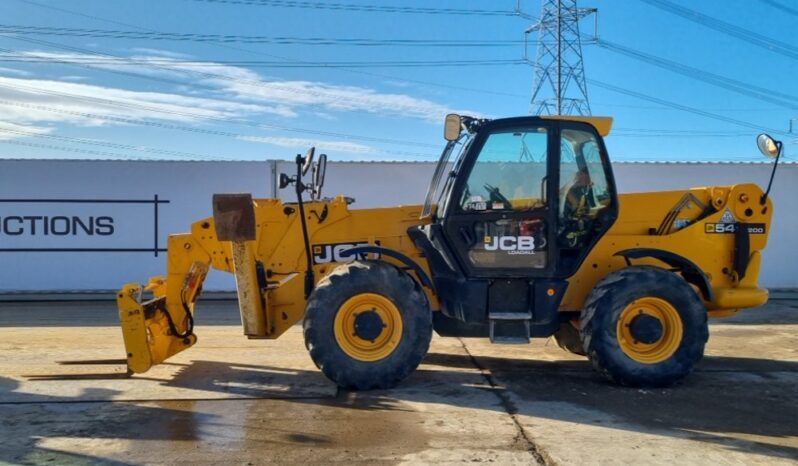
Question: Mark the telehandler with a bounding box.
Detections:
[117,114,781,389]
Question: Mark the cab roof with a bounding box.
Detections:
[539,115,613,136]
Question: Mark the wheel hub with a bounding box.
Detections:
[616,296,684,364]
[628,313,664,344]
[353,309,385,341]
[333,293,404,362]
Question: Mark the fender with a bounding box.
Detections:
[615,248,714,302]
[340,245,435,292]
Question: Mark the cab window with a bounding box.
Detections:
[459,127,548,212]
[558,128,611,248]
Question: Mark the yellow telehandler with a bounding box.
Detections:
[117,114,781,389]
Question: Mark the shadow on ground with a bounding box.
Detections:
[2,350,796,463]
[425,351,798,460]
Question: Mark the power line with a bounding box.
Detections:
[0,74,437,150]
[10,0,791,110]
[0,100,439,159]
[615,127,752,135]
[5,58,761,142]
[0,98,260,138]
[594,102,786,111]
[5,0,535,143]
[638,0,798,60]
[588,79,788,136]
[613,131,752,138]
[0,38,366,117]
[0,36,506,141]
[0,126,234,160]
[7,0,780,149]
[0,82,772,154]
[183,0,519,16]
[0,55,527,68]
[0,24,523,47]
[0,80,237,123]
[0,40,445,148]
[0,56,779,149]
[10,0,529,99]
[0,139,158,160]
[595,38,798,109]
[4,36,526,106]
[757,0,798,17]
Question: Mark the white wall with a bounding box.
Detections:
[1,159,795,290]
[0,160,272,291]
[275,161,436,207]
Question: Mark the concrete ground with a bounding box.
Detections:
[0,298,796,465]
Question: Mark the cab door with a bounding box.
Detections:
[441,121,557,279]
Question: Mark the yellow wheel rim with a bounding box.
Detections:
[334,293,403,362]
[617,297,683,364]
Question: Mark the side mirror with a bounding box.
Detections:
[302,146,315,175]
[444,114,462,141]
[312,153,328,200]
[757,134,780,159]
[756,134,783,205]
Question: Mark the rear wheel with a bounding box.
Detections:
[580,266,708,387]
[303,261,432,390]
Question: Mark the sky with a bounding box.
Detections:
[0,0,796,163]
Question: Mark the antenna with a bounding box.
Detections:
[525,0,596,115]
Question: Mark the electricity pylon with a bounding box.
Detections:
[525,0,596,115]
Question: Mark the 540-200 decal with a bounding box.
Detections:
[705,223,766,234]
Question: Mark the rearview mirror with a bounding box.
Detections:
[756,134,780,159]
[312,153,327,200]
[444,114,462,141]
[302,146,315,175]
[756,133,783,205]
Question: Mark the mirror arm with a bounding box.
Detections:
[293,153,315,298]
[760,141,782,205]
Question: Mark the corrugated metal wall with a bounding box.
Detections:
[1,160,795,290]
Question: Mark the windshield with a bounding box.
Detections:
[421,134,471,219]
[458,127,548,213]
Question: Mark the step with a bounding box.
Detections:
[489,319,530,344]
[488,311,532,321]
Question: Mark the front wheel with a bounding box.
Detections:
[580,266,708,387]
[303,261,432,390]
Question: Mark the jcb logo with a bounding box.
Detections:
[312,241,378,264]
[484,236,535,255]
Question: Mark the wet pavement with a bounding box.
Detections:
[0,299,796,465]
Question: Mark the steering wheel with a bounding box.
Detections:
[483,183,512,209]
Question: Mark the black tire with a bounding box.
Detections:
[580,266,708,387]
[303,260,432,390]
[553,322,587,356]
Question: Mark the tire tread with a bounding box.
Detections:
[302,260,432,390]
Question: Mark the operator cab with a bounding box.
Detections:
[413,114,619,342]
